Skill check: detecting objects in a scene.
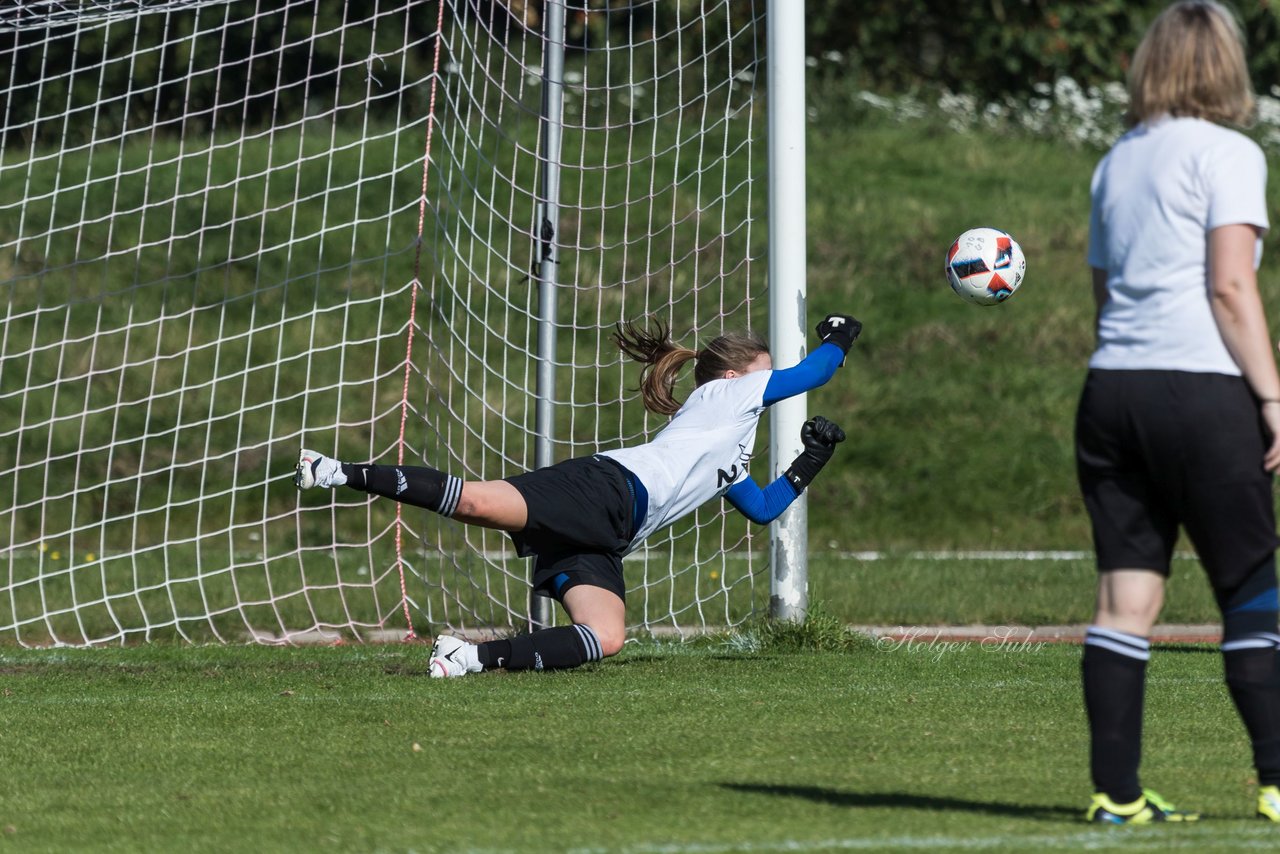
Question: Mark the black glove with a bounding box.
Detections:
[783,416,847,493]
[815,314,862,355]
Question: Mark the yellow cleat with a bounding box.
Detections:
[1086,789,1200,824]
[1258,785,1280,822]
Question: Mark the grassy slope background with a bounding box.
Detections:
[5,93,1280,636]
[806,109,1102,550]
[788,101,1275,627]
[0,98,1133,555]
[5,94,1280,854]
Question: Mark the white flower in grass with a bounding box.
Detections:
[1258,96,1280,150]
[1053,76,1083,102]
[850,77,1134,146]
[982,100,1007,127]
[855,91,926,122]
[858,91,895,111]
[938,91,978,133]
[1256,95,1280,127]
[938,90,977,116]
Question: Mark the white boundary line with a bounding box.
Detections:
[827,550,1205,562]
[448,826,1280,854]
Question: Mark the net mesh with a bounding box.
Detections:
[0,0,767,646]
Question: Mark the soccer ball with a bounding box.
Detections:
[945,227,1026,306]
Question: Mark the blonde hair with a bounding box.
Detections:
[613,317,769,416]
[1127,0,1255,127]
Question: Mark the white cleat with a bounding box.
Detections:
[429,635,482,678]
[295,449,346,489]
[295,449,319,489]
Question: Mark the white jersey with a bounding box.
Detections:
[1087,116,1269,375]
[598,370,771,549]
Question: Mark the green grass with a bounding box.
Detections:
[0,641,1275,853]
[8,80,1280,637]
[1,90,1117,558]
[810,552,1222,626]
[6,37,1276,854]
[7,103,1251,554]
[803,109,1104,549]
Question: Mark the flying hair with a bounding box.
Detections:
[613,317,770,416]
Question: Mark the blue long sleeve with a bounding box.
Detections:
[762,341,844,406]
[724,476,801,525]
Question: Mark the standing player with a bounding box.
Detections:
[296,313,859,677]
[1077,0,1280,824]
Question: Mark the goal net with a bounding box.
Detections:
[0,0,768,646]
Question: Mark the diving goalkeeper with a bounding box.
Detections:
[295,313,859,676]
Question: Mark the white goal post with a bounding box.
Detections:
[0,0,808,646]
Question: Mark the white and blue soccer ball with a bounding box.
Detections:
[945,227,1027,306]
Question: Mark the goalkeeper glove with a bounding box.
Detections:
[784,416,847,493]
[815,313,862,355]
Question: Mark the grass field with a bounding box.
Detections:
[2,638,1277,853]
[810,552,1223,627]
[7,32,1280,852]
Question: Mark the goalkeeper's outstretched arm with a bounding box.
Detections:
[759,314,861,406]
[724,416,846,523]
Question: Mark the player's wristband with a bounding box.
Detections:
[783,447,834,493]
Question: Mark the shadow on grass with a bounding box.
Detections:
[721,783,1078,821]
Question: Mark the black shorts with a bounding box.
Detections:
[503,455,638,602]
[1076,368,1280,590]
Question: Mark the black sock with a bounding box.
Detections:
[1082,626,1149,803]
[1217,556,1280,786]
[341,463,462,516]
[476,639,512,670]
[1224,646,1280,785]
[478,625,603,672]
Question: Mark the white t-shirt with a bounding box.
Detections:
[1087,116,1269,374]
[598,370,771,549]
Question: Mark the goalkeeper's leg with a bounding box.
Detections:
[432,575,626,677]
[472,583,624,672]
[296,449,527,530]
